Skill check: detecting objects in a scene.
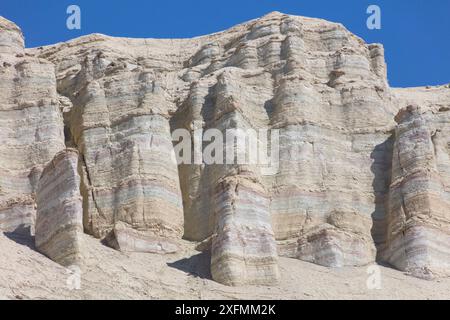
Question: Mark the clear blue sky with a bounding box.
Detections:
[1,0,449,87]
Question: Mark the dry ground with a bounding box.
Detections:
[0,232,449,300]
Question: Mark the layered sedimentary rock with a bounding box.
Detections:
[165,13,397,274]
[105,221,179,254]
[0,12,449,284]
[381,105,450,278]
[186,69,280,284]
[35,149,84,266]
[0,17,65,234]
[211,175,279,285]
[53,48,185,244]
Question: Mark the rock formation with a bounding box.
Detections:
[105,221,179,254]
[211,175,279,286]
[381,105,450,279]
[0,17,65,234]
[0,12,449,285]
[59,55,184,243]
[35,149,84,267]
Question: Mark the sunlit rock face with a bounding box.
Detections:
[52,51,185,243]
[0,17,65,234]
[35,149,84,267]
[0,12,449,285]
[381,105,450,279]
[211,175,280,286]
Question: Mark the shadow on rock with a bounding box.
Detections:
[167,251,212,280]
[369,135,394,261]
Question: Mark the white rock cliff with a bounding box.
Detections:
[0,12,449,286]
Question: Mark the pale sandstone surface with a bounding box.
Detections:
[211,176,279,286]
[381,105,450,279]
[0,11,449,289]
[0,17,65,234]
[31,11,398,283]
[104,221,179,254]
[35,149,84,267]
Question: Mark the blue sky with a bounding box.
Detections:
[1,0,448,87]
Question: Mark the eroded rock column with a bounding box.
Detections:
[211,175,279,286]
[35,149,84,267]
[0,17,65,234]
[382,105,450,278]
[61,57,184,251]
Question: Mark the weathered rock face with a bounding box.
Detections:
[0,17,65,234]
[105,221,179,254]
[0,12,449,285]
[381,105,450,279]
[0,17,24,55]
[211,176,279,286]
[35,149,84,267]
[59,57,184,242]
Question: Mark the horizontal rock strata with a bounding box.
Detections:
[211,176,279,286]
[61,59,184,244]
[381,105,450,278]
[293,210,376,267]
[0,17,65,234]
[0,12,449,284]
[35,149,84,267]
[105,221,179,254]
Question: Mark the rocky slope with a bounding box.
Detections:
[0,12,449,292]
